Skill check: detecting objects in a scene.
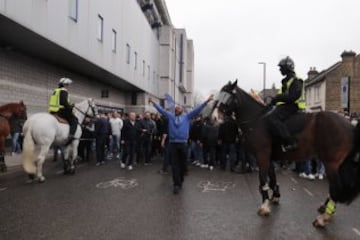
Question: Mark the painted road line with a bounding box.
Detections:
[290,177,298,184]
[353,228,360,237]
[303,187,314,197]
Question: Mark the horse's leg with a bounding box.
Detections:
[69,141,79,174]
[257,154,271,216]
[269,161,280,204]
[0,137,7,172]
[63,146,71,175]
[36,144,51,183]
[313,166,338,227]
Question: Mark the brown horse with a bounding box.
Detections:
[213,80,360,227]
[0,101,27,172]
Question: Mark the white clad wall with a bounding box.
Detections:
[0,0,160,96]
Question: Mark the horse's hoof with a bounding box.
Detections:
[271,197,280,205]
[313,219,325,228]
[257,207,270,216]
[38,177,46,183]
[317,205,326,214]
[28,174,36,180]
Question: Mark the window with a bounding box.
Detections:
[131,92,137,105]
[142,60,146,76]
[97,14,104,42]
[126,44,131,64]
[101,89,109,98]
[315,86,320,102]
[134,52,138,70]
[111,29,117,52]
[153,71,156,82]
[69,0,78,22]
[147,65,150,80]
[184,96,187,105]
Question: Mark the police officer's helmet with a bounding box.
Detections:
[278,56,295,72]
[59,78,73,85]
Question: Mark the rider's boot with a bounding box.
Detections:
[65,120,77,146]
[274,121,298,152]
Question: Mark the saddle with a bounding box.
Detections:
[284,112,308,135]
[50,112,68,124]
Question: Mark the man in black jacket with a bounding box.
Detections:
[138,111,156,165]
[218,112,238,171]
[95,113,110,166]
[268,56,306,152]
[121,112,139,170]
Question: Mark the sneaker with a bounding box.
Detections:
[209,166,214,171]
[158,170,169,175]
[101,161,105,165]
[299,172,307,178]
[128,165,133,171]
[318,174,324,180]
[120,162,126,169]
[95,162,101,167]
[307,173,315,180]
[200,164,208,168]
[195,162,201,167]
[116,154,120,159]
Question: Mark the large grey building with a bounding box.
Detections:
[0,0,194,114]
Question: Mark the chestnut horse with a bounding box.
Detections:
[212,80,360,228]
[0,101,27,172]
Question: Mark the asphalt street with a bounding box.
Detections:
[1,157,360,240]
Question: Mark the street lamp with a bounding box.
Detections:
[258,62,266,100]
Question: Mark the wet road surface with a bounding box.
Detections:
[1,159,360,240]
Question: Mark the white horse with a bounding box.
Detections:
[22,98,97,182]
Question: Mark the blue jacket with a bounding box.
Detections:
[153,102,207,143]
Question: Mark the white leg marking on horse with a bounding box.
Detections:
[353,228,360,236]
[290,177,298,184]
[303,187,314,197]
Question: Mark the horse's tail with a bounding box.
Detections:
[336,122,360,204]
[22,120,36,174]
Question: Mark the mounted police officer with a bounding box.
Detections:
[48,78,78,142]
[268,56,305,152]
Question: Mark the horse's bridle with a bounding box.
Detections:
[73,100,96,120]
[216,89,270,129]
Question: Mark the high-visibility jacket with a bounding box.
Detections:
[276,77,306,110]
[48,87,69,112]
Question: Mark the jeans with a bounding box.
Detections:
[191,141,203,162]
[203,144,216,167]
[300,159,312,175]
[316,159,325,175]
[11,132,21,153]
[109,134,121,154]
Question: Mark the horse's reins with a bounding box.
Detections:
[217,89,271,130]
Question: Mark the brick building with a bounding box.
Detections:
[305,51,360,114]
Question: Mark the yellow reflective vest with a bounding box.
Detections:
[48,87,69,112]
[276,77,306,110]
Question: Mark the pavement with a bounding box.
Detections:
[2,152,23,170]
[1,155,360,240]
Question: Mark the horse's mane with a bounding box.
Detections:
[236,86,266,109]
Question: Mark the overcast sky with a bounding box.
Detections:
[165,0,360,96]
